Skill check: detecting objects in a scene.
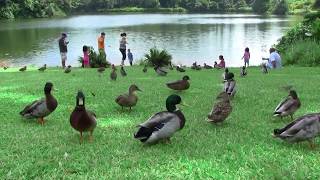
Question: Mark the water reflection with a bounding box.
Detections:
[0,14,299,67]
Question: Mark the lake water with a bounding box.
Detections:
[0,14,299,67]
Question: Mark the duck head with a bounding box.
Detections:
[226,72,234,81]
[76,91,85,107]
[166,94,183,112]
[44,82,54,95]
[242,66,246,70]
[182,75,190,81]
[112,64,116,70]
[129,84,142,94]
[225,68,229,73]
[289,90,298,99]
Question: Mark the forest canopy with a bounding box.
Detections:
[0,0,317,19]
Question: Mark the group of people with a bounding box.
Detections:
[213,47,282,70]
[59,32,282,70]
[58,32,134,69]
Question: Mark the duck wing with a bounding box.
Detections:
[274,97,299,115]
[135,112,181,143]
[278,114,320,140]
[208,101,232,122]
[20,98,50,118]
[115,94,131,105]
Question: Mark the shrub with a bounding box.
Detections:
[252,0,270,14]
[144,48,172,67]
[78,47,110,68]
[282,40,320,66]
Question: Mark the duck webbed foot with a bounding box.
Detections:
[80,132,83,144]
[89,131,94,143]
[37,118,45,125]
[162,138,171,144]
[308,140,316,149]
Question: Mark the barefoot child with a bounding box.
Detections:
[128,49,133,66]
[242,47,250,67]
[83,45,90,68]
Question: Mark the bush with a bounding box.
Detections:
[282,40,320,66]
[144,48,172,67]
[78,47,110,68]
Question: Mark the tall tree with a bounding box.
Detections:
[252,0,269,14]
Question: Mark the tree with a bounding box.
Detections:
[314,0,320,8]
[252,0,269,14]
[272,0,289,15]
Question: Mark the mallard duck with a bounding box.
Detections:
[97,66,105,73]
[166,76,190,91]
[3,66,8,70]
[273,113,320,148]
[70,91,97,143]
[204,63,213,69]
[38,64,47,72]
[261,63,268,74]
[64,65,71,73]
[224,73,236,97]
[19,66,27,72]
[19,82,58,125]
[154,66,167,76]
[222,68,229,82]
[120,66,127,76]
[191,62,201,70]
[134,94,186,144]
[176,65,185,72]
[274,90,301,120]
[207,92,232,124]
[110,64,117,80]
[143,65,147,73]
[115,84,141,110]
[240,66,247,77]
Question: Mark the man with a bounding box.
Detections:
[58,33,69,68]
[268,48,282,69]
[98,32,106,59]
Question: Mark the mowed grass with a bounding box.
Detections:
[0,66,320,179]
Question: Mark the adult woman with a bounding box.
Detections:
[119,33,128,65]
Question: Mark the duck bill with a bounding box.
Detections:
[137,88,142,92]
[180,101,190,107]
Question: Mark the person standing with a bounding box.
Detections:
[83,45,90,68]
[268,48,282,69]
[241,47,250,67]
[98,32,106,58]
[127,49,133,66]
[119,33,127,66]
[58,33,69,68]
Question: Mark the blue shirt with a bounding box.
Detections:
[128,52,133,61]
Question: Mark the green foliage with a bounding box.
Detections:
[252,0,270,14]
[315,0,320,8]
[271,0,289,15]
[282,40,320,66]
[78,47,111,68]
[277,11,320,66]
[144,48,172,67]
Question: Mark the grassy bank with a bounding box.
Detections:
[1,66,320,179]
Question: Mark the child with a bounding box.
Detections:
[127,49,133,66]
[214,55,225,69]
[83,45,90,68]
[242,47,250,67]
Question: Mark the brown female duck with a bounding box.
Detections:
[166,76,190,91]
[115,84,141,110]
[207,92,232,124]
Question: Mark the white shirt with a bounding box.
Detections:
[269,51,282,68]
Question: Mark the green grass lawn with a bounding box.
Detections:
[0,66,320,179]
